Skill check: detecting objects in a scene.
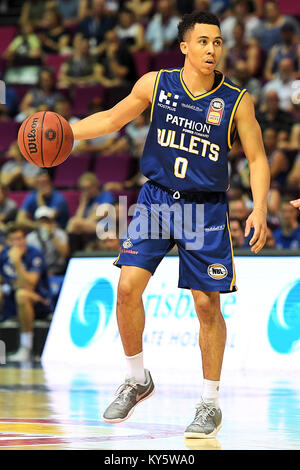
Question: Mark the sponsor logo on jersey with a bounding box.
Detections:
[206,98,224,125]
[159,89,179,108]
[207,264,228,279]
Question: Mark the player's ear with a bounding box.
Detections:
[180,41,188,55]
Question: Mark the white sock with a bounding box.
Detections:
[125,351,146,384]
[20,332,33,350]
[201,379,220,408]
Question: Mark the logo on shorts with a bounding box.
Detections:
[207,264,228,279]
[206,98,224,125]
[123,237,133,248]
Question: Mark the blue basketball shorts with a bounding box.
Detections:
[114,180,237,293]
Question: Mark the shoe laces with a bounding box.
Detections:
[194,400,216,424]
[114,381,137,403]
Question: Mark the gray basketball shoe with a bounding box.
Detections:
[184,399,222,438]
[102,369,155,423]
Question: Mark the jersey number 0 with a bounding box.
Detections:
[174,157,188,178]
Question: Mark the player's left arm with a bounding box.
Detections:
[234,92,270,254]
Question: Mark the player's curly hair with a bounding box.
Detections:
[177,11,221,43]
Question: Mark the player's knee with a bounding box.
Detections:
[117,279,139,305]
[194,294,218,325]
[15,289,32,305]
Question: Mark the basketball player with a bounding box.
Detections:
[71,12,270,438]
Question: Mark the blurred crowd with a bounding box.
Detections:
[0,0,300,279]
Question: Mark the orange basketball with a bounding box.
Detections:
[18,111,74,167]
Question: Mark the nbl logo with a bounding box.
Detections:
[158,90,179,108]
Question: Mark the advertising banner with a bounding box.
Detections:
[42,256,300,379]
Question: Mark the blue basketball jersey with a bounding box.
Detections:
[141,68,247,192]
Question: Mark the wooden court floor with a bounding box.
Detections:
[0,363,299,450]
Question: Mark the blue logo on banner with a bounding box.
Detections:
[70,278,114,347]
[268,279,300,354]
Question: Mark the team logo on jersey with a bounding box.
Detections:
[206,98,224,125]
[158,89,179,108]
[123,237,133,248]
[207,264,228,279]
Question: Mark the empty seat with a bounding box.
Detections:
[71,85,106,117]
[151,49,184,71]
[45,54,72,80]
[0,120,20,152]
[7,190,29,208]
[111,189,139,209]
[133,50,152,77]
[0,26,17,55]
[53,154,91,188]
[94,155,133,184]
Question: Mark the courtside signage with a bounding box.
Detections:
[42,256,300,376]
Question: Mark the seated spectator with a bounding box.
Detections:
[16,68,64,122]
[0,184,18,224]
[17,171,69,229]
[263,128,290,188]
[287,152,300,191]
[145,0,180,53]
[220,0,262,49]
[26,206,69,275]
[66,172,115,254]
[0,79,19,118]
[0,223,52,361]
[223,22,262,79]
[37,8,71,55]
[1,140,44,189]
[78,0,117,51]
[256,90,293,135]
[54,98,79,127]
[3,21,42,66]
[267,186,281,230]
[253,0,300,54]
[229,217,249,249]
[53,98,80,152]
[57,0,84,28]
[229,196,258,247]
[19,0,55,29]
[125,0,154,21]
[115,8,145,52]
[265,226,276,248]
[262,58,296,113]
[58,33,102,88]
[124,111,150,158]
[85,230,120,252]
[278,119,300,152]
[229,198,250,232]
[230,60,262,107]
[96,30,137,87]
[264,23,300,81]
[73,98,128,155]
[273,199,300,249]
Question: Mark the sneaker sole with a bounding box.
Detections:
[184,424,222,439]
[102,387,155,424]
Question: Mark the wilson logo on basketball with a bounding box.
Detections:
[207,264,228,279]
[27,117,39,153]
[45,129,57,141]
